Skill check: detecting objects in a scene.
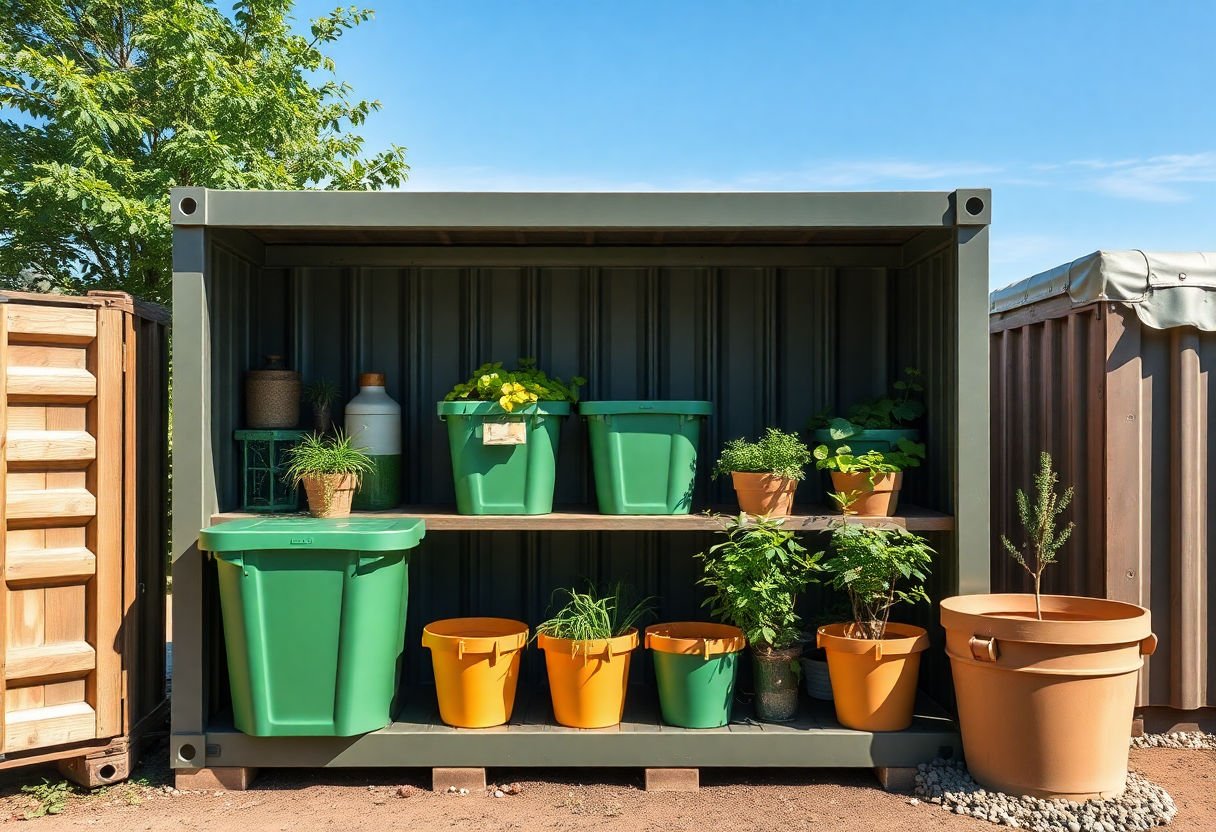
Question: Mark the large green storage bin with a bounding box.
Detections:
[437,401,569,515]
[199,517,426,737]
[580,401,712,514]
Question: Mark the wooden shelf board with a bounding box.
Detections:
[211,504,954,532]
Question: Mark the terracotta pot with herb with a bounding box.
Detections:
[812,439,924,516]
[285,430,374,518]
[713,428,811,517]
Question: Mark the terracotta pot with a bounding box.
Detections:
[941,594,1156,800]
[828,471,902,516]
[817,622,928,731]
[730,471,799,517]
[751,644,802,722]
[301,473,358,518]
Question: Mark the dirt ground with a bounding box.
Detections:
[0,746,1211,830]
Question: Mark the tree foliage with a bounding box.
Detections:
[1,1,409,303]
[1001,451,1074,620]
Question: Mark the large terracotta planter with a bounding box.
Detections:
[817,622,928,730]
[301,473,358,518]
[940,594,1156,800]
[538,629,638,728]
[730,471,798,517]
[829,471,902,516]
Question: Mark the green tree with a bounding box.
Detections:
[1,1,408,303]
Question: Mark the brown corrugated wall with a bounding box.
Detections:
[991,301,1213,709]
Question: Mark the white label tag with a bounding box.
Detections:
[483,421,527,446]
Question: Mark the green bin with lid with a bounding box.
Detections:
[199,517,426,737]
[580,401,712,514]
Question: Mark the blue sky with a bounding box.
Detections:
[297,1,1216,288]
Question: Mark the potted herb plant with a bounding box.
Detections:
[941,452,1156,800]
[713,428,811,517]
[812,440,924,516]
[438,359,585,515]
[284,430,374,518]
[816,523,933,731]
[535,584,653,729]
[303,379,338,434]
[810,367,924,453]
[695,514,821,722]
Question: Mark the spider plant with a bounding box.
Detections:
[535,583,654,642]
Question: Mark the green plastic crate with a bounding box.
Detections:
[234,429,307,512]
[199,517,426,737]
[580,401,712,514]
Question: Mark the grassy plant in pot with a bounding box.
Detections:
[695,515,821,722]
[816,523,933,731]
[941,453,1156,800]
[713,428,811,517]
[536,584,653,729]
[813,440,924,517]
[303,379,338,434]
[285,430,373,519]
[810,367,924,454]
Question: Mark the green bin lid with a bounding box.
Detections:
[436,400,572,417]
[578,400,712,416]
[199,517,426,553]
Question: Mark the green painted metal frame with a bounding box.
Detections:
[170,188,991,771]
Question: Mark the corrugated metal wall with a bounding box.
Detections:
[205,238,961,697]
[991,302,1214,709]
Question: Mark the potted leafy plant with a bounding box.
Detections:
[438,359,585,515]
[535,583,653,729]
[284,430,374,518]
[812,439,924,516]
[811,367,924,453]
[713,428,811,517]
[941,452,1156,800]
[815,523,933,731]
[695,514,821,722]
[303,379,338,434]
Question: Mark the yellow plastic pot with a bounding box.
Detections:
[817,622,928,731]
[422,617,529,728]
[537,629,638,728]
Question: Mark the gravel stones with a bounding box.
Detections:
[1130,731,1215,750]
[912,759,1176,831]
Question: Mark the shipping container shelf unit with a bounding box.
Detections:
[171,188,991,785]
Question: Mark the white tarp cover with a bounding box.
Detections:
[990,250,1216,331]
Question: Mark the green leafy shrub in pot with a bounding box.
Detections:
[812,439,925,516]
[815,523,934,731]
[713,428,811,517]
[810,367,925,452]
[443,358,585,413]
[695,514,822,721]
[285,430,374,518]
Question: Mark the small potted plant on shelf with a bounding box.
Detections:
[810,367,924,453]
[284,430,374,518]
[812,439,924,516]
[535,583,653,729]
[941,452,1156,800]
[303,379,338,434]
[816,523,933,731]
[713,428,811,517]
[695,514,822,722]
[438,359,585,515]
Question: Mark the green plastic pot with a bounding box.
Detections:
[580,401,712,515]
[198,517,426,737]
[645,622,746,729]
[437,400,569,515]
[812,427,919,455]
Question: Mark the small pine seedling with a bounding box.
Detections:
[1001,451,1075,620]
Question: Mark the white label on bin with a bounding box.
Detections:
[483,421,527,446]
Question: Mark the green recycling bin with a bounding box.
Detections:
[437,401,569,515]
[199,517,426,737]
[580,401,712,514]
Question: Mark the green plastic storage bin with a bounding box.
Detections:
[437,401,569,515]
[580,401,712,514]
[199,517,426,737]
[811,427,919,455]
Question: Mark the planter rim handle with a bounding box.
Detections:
[1140,633,1158,656]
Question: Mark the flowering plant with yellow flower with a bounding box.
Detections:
[444,359,586,413]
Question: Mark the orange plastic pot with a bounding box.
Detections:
[538,629,638,728]
[817,622,928,731]
[730,472,798,517]
[829,471,902,516]
[941,594,1156,800]
[422,617,529,728]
